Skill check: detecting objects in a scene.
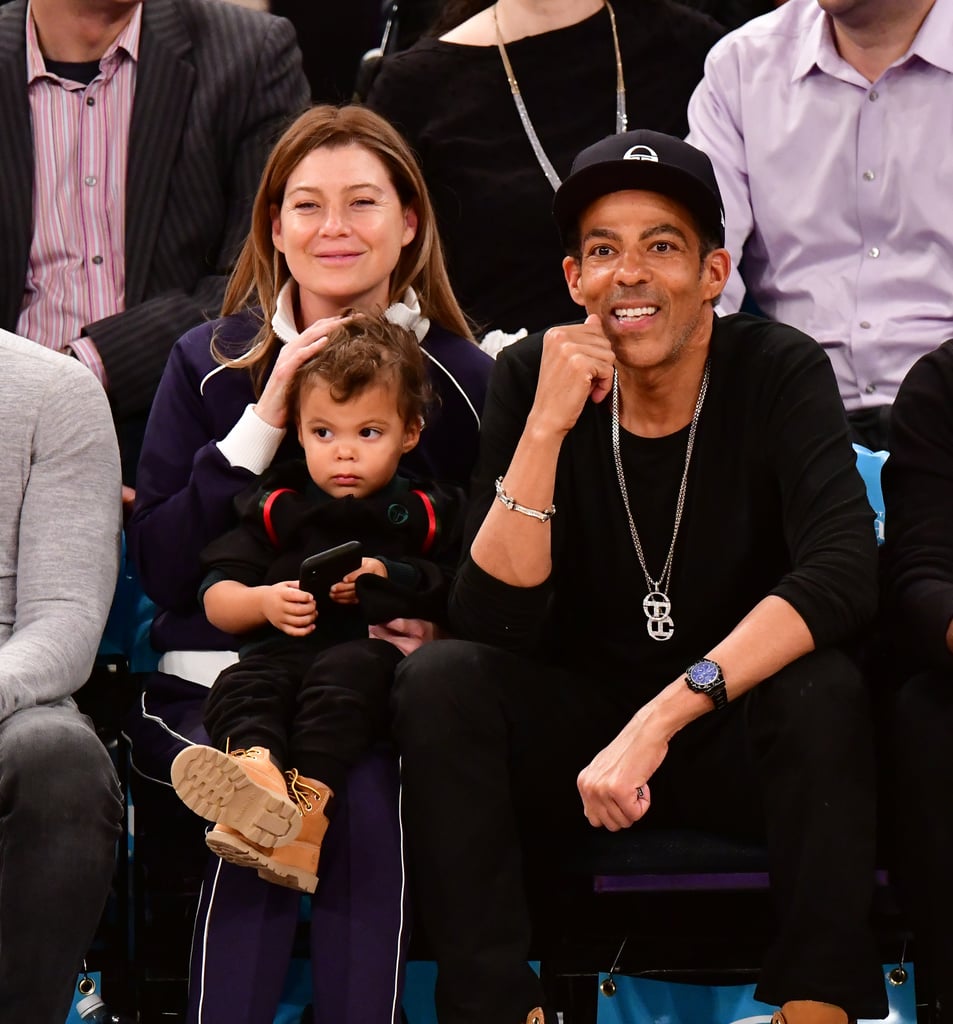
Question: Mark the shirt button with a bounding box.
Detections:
[868,246,880,258]
[865,383,877,394]
[84,175,97,186]
[86,96,95,106]
[863,170,875,182]
[91,255,104,265]
[860,321,871,329]
[869,89,879,101]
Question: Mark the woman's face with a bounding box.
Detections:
[272,144,419,327]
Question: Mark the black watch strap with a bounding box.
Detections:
[684,658,728,710]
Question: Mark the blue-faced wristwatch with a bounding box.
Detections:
[684,659,728,710]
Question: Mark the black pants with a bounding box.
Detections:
[847,405,891,453]
[204,637,403,792]
[392,641,887,1024]
[886,670,953,1008]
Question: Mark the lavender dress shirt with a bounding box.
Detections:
[687,0,953,410]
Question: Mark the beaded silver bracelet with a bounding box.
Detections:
[494,477,556,523]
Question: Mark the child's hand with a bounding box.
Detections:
[262,581,317,636]
[330,557,388,605]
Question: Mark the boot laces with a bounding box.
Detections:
[223,741,262,760]
[285,769,324,814]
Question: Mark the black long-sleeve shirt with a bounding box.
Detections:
[882,339,953,673]
[201,460,466,655]
[450,313,878,705]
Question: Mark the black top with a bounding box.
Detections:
[367,2,723,336]
[882,339,953,672]
[450,313,878,706]
[200,460,466,654]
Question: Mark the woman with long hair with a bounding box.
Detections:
[126,103,492,1024]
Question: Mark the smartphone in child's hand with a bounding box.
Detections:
[299,541,363,603]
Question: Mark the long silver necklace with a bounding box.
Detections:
[493,0,627,190]
[610,362,710,642]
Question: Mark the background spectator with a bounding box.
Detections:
[0,331,123,1022]
[687,0,949,451]
[0,0,310,482]
[881,340,953,1013]
[367,0,723,337]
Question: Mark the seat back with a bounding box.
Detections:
[853,443,888,546]
[98,532,159,673]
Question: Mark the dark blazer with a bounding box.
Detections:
[0,0,309,427]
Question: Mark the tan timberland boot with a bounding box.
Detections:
[205,770,333,894]
[524,1009,545,1024]
[254,770,333,894]
[205,822,272,869]
[171,744,301,847]
[771,1002,852,1024]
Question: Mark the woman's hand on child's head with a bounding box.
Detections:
[330,557,388,605]
[254,314,351,429]
[263,580,317,636]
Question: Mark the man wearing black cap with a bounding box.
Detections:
[392,130,886,1024]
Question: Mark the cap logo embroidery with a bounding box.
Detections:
[622,145,659,162]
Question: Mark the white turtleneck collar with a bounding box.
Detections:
[271,281,430,344]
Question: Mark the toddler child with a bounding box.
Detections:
[170,315,464,893]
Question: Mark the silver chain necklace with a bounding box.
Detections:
[493,0,627,191]
[610,361,710,642]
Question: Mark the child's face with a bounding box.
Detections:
[296,379,420,498]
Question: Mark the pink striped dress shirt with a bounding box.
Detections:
[16,3,141,387]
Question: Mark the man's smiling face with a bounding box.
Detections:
[563,189,728,374]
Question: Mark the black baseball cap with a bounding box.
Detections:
[553,129,726,251]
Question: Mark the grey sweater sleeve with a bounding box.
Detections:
[0,335,122,722]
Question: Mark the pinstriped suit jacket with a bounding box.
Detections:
[0,0,309,427]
